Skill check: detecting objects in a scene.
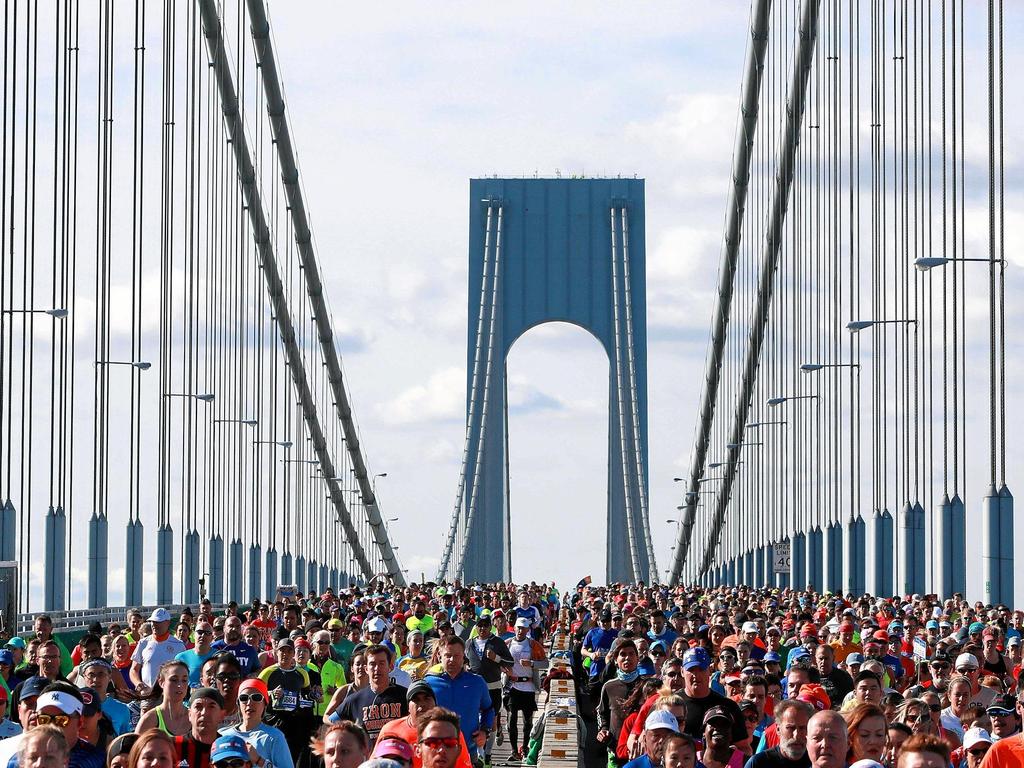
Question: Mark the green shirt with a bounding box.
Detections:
[331,638,355,669]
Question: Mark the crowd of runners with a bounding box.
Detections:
[0,582,1022,768]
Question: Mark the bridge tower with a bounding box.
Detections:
[445,178,656,584]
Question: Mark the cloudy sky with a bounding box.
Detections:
[258,2,1024,595]
[260,2,755,589]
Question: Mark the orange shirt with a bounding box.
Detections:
[378,716,473,768]
[829,641,861,664]
[981,733,1024,768]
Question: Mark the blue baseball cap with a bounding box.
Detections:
[4,637,25,651]
[969,622,986,635]
[19,676,50,700]
[763,651,781,663]
[0,650,13,666]
[682,647,711,671]
[846,652,865,665]
[926,620,940,630]
[211,735,249,764]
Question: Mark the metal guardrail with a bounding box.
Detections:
[14,604,229,635]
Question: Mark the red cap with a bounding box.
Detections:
[840,622,855,631]
[294,638,311,650]
[796,683,831,711]
[872,630,890,642]
[800,623,817,637]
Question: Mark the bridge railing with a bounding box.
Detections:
[12,604,229,636]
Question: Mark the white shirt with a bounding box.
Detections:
[507,637,537,692]
[132,635,187,687]
[0,733,22,767]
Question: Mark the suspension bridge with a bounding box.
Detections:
[0,0,1018,617]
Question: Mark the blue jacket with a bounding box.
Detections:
[425,670,494,754]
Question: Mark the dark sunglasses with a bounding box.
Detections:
[216,673,241,682]
[196,629,212,636]
[316,640,330,645]
[744,714,759,723]
[929,704,942,713]
[216,760,247,768]
[36,714,71,727]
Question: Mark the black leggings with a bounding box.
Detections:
[508,708,534,751]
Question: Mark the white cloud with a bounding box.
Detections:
[377,367,465,426]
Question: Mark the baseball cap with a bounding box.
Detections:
[955,653,980,669]
[4,637,25,651]
[148,607,172,623]
[839,621,855,632]
[800,624,817,637]
[407,680,435,702]
[276,637,295,651]
[239,678,269,698]
[373,738,415,763]
[846,653,865,665]
[106,735,140,765]
[741,621,759,634]
[1009,636,1022,647]
[191,687,226,708]
[796,683,831,711]
[703,706,734,727]
[77,687,101,716]
[326,618,343,630]
[0,650,13,667]
[871,630,890,642]
[926,620,939,630]
[645,710,681,733]
[682,647,711,671]
[366,617,388,634]
[515,617,532,629]
[986,694,1017,715]
[211,735,250,764]
[37,690,84,716]
[969,622,986,634]
[763,651,781,663]
[766,626,782,636]
[19,676,50,700]
[963,727,994,750]
[476,613,492,625]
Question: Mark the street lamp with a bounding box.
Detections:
[914,256,1001,271]
[165,392,215,402]
[746,421,786,428]
[767,395,818,407]
[846,319,916,333]
[255,439,293,448]
[800,363,859,372]
[672,477,685,482]
[2,307,68,319]
[726,442,762,449]
[213,418,258,427]
[709,461,744,469]
[282,458,319,465]
[96,360,152,370]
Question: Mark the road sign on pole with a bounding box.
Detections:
[773,541,791,574]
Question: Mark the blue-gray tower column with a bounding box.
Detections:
[249,544,262,601]
[157,524,173,604]
[319,563,329,594]
[872,509,893,595]
[846,516,866,595]
[265,548,278,600]
[296,555,306,594]
[229,539,243,603]
[900,502,925,596]
[88,512,108,608]
[0,500,14,561]
[184,529,200,604]
[807,526,822,591]
[307,559,318,595]
[281,551,292,586]
[791,532,806,589]
[44,506,67,610]
[462,178,652,584]
[125,518,144,607]
[208,534,224,604]
[983,485,1014,606]
[825,522,842,593]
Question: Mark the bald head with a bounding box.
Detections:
[807,710,848,768]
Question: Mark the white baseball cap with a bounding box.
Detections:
[149,608,172,623]
[741,621,759,634]
[37,691,84,716]
[955,652,980,670]
[515,617,532,629]
[366,616,388,634]
[644,710,680,733]
[963,727,994,751]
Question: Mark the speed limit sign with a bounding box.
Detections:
[773,541,791,574]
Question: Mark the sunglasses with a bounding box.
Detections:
[216,673,241,682]
[237,693,265,704]
[216,760,247,768]
[909,714,931,723]
[316,640,330,645]
[196,629,212,636]
[956,668,976,674]
[968,749,990,757]
[930,664,949,671]
[420,738,459,749]
[36,714,72,727]
[651,650,666,656]
[744,714,759,723]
